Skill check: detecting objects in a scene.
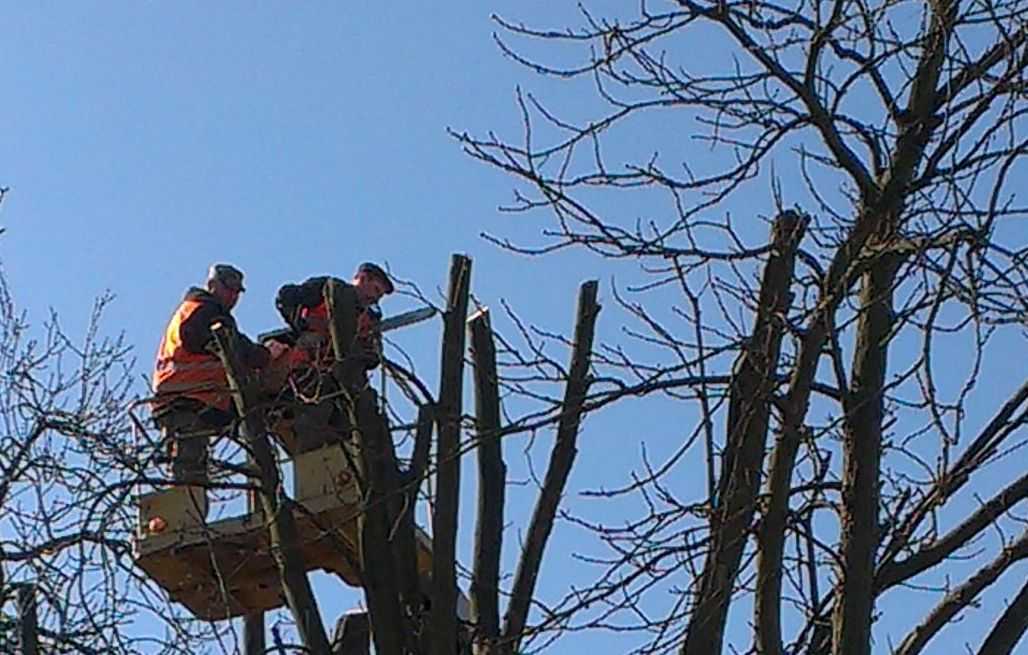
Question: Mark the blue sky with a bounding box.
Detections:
[0,3,647,651]
[3,3,1027,654]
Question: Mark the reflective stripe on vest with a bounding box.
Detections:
[152,299,230,410]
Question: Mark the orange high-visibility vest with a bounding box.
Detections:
[300,302,331,336]
[301,301,378,337]
[152,299,229,410]
[291,301,377,373]
[298,301,378,349]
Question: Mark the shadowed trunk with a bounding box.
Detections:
[245,443,265,655]
[431,255,473,655]
[212,323,331,654]
[501,280,600,654]
[683,212,807,655]
[831,252,900,655]
[469,309,506,655]
[16,584,37,655]
[325,279,407,655]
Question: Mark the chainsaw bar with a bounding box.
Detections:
[377,306,437,333]
[258,306,437,344]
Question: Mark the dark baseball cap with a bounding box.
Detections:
[207,263,245,291]
[356,262,394,294]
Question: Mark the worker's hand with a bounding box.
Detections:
[357,308,382,338]
[266,340,290,360]
[353,334,382,370]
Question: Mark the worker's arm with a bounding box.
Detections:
[275,276,332,327]
[179,302,226,354]
[355,308,383,370]
[237,333,271,370]
[178,302,270,369]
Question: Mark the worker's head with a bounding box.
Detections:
[206,263,245,310]
[352,262,394,306]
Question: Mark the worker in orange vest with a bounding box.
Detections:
[272,262,394,379]
[152,264,270,484]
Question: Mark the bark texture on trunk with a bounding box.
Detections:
[830,253,899,655]
[469,309,506,655]
[431,255,473,655]
[683,212,806,655]
[502,280,600,654]
[212,323,331,654]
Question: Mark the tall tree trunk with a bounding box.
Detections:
[16,583,37,655]
[243,612,265,652]
[325,280,407,655]
[469,309,506,655]
[244,447,265,655]
[684,212,806,655]
[431,255,473,655]
[502,280,600,654]
[831,252,900,655]
[212,324,331,654]
[353,397,407,655]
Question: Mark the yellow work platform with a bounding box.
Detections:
[133,443,433,620]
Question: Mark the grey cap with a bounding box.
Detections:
[207,263,245,291]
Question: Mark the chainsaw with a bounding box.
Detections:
[258,306,437,344]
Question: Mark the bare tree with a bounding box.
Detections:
[1,243,605,655]
[8,2,1028,653]
[454,1,1028,654]
[0,263,237,653]
[311,258,602,655]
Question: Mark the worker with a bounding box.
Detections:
[272,262,394,379]
[151,264,270,484]
[261,263,393,454]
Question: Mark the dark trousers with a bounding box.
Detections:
[152,399,234,485]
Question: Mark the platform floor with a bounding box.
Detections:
[133,494,364,620]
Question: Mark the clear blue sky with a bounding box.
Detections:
[2,3,1025,654]
[0,4,646,651]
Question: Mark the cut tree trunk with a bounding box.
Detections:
[430,254,473,655]
[212,323,331,654]
[469,309,505,655]
[501,280,600,654]
[683,212,806,655]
